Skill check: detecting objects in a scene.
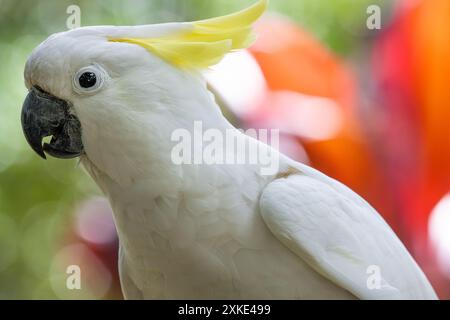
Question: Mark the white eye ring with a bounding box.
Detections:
[73,64,108,94]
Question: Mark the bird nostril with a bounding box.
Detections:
[33,85,50,95]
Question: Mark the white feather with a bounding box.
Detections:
[260,162,438,299]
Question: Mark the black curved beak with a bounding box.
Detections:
[21,86,84,159]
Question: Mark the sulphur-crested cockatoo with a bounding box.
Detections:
[21,0,437,299]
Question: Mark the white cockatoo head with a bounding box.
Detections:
[21,0,267,185]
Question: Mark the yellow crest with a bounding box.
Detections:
[110,0,267,69]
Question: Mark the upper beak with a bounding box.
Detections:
[21,86,84,159]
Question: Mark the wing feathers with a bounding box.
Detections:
[259,172,437,299]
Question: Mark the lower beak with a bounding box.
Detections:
[21,86,84,159]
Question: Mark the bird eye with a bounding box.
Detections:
[73,65,107,94]
[79,72,97,88]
